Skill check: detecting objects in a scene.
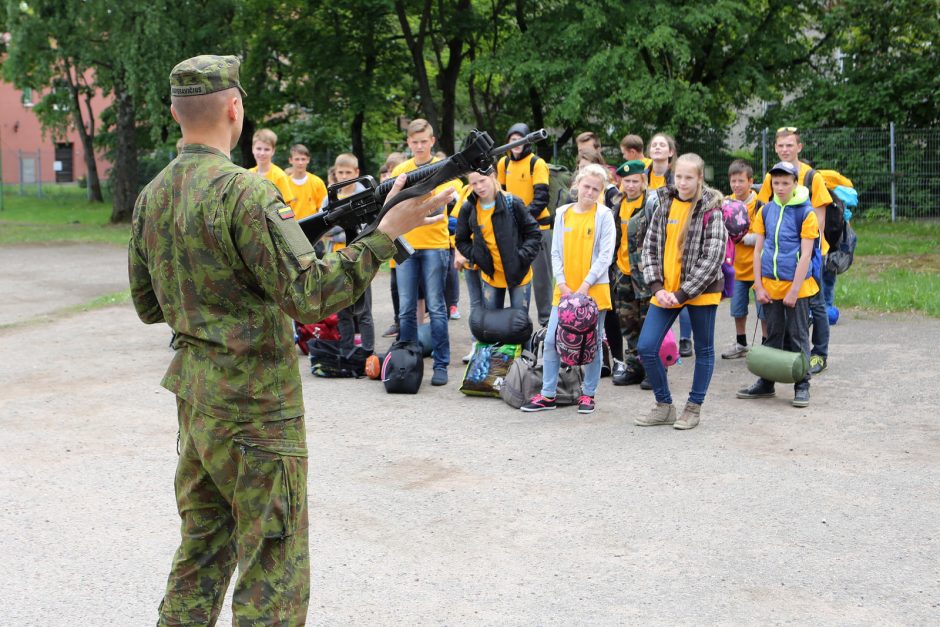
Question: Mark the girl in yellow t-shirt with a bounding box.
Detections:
[454,171,542,313]
[520,164,616,415]
[645,133,676,191]
[635,154,728,431]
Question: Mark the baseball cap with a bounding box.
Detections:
[170,55,247,97]
[768,161,799,179]
[616,160,646,177]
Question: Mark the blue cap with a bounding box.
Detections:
[769,161,799,179]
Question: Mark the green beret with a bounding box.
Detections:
[616,160,646,177]
[169,55,247,97]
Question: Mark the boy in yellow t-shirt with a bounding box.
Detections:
[738,161,819,408]
[248,128,296,208]
[721,160,767,359]
[756,127,832,375]
[389,119,461,386]
[286,144,327,220]
[619,134,653,170]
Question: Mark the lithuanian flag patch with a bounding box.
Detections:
[278,206,295,220]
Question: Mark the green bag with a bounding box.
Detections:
[746,345,810,384]
[460,342,522,397]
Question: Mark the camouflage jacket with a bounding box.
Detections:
[129,144,394,421]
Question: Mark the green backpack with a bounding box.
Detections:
[546,163,573,220]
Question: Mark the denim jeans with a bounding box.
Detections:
[481,282,531,311]
[638,304,717,406]
[821,267,837,309]
[678,307,692,341]
[730,279,766,320]
[446,248,460,309]
[464,269,483,341]
[809,289,829,358]
[397,248,450,369]
[541,306,607,399]
[338,284,373,353]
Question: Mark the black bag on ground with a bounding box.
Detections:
[825,222,857,275]
[307,339,369,378]
[381,340,424,394]
[469,307,533,345]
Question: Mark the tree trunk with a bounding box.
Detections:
[435,0,471,155]
[351,111,367,175]
[109,85,138,223]
[393,0,440,134]
[65,59,103,203]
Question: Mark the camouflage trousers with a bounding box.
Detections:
[158,397,309,626]
[612,268,650,355]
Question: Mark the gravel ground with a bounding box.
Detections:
[0,243,938,625]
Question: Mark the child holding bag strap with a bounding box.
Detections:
[521,164,616,415]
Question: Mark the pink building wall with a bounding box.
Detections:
[0,77,113,185]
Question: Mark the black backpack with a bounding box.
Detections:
[308,339,369,378]
[804,169,846,251]
[469,307,533,345]
[381,340,424,394]
[500,154,571,222]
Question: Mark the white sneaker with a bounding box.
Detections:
[462,350,474,364]
[721,342,749,359]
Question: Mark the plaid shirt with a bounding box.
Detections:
[641,185,727,304]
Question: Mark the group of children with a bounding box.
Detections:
[245,123,841,429]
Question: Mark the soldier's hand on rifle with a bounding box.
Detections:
[377,173,454,240]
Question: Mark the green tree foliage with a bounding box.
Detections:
[762,0,940,128]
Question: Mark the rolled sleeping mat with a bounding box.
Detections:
[746,345,810,384]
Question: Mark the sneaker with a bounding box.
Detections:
[577,395,596,414]
[639,377,652,390]
[382,322,399,338]
[431,368,448,386]
[635,402,676,426]
[736,379,776,399]
[679,338,693,357]
[449,305,461,320]
[521,394,557,412]
[674,402,702,430]
[809,355,827,375]
[462,349,474,364]
[792,384,810,408]
[721,342,749,360]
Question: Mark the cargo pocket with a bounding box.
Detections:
[233,437,308,540]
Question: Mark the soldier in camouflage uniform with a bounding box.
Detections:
[129,55,452,626]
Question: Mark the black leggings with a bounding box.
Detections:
[606,281,624,360]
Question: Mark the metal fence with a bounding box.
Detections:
[687,125,940,220]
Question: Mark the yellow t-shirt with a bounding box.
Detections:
[752,206,820,300]
[732,194,761,282]
[757,161,833,254]
[497,154,551,230]
[476,199,533,289]
[249,163,296,207]
[288,172,328,220]
[651,199,721,308]
[552,206,612,310]
[648,170,667,191]
[616,195,644,275]
[391,157,464,250]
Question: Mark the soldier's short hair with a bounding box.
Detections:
[290,144,310,157]
[253,129,277,148]
[407,118,433,137]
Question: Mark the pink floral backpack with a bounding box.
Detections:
[555,293,599,366]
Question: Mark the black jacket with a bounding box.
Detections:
[456,191,542,288]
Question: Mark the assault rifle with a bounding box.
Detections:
[298,128,548,263]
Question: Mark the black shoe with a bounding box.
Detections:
[809,355,827,375]
[792,383,810,407]
[639,377,652,390]
[679,338,693,357]
[382,323,399,338]
[431,368,448,386]
[737,379,776,399]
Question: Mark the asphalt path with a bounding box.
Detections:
[1,243,937,625]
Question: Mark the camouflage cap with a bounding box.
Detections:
[169,55,247,98]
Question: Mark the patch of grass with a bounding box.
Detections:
[0,289,132,331]
[0,189,129,245]
[834,221,940,317]
[851,219,940,256]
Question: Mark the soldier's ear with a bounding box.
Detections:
[170,104,181,124]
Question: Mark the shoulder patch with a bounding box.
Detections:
[266,203,315,269]
[278,206,295,220]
